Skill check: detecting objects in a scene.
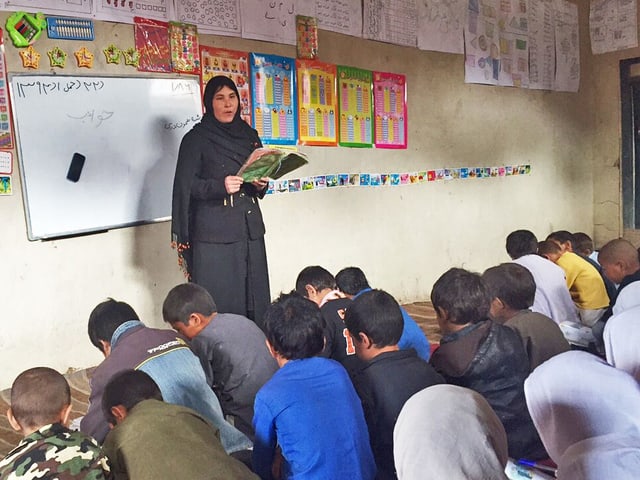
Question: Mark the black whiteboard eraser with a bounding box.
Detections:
[66,153,85,182]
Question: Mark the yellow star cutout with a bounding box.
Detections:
[47,46,67,68]
[74,47,94,68]
[19,45,40,69]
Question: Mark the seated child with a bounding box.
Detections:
[482,263,570,371]
[428,268,546,460]
[101,369,257,480]
[344,289,444,479]
[538,240,610,326]
[252,293,376,480]
[573,232,599,263]
[295,265,365,373]
[336,266,432,361]
[0,367,111,479]
[162,283,278,440]
[505,229,579,325]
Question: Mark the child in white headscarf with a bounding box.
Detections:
[525,350,640,479]
[604,305,640,381]
[393,384,509,480]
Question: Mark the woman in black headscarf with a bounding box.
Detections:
[172,76,270,326]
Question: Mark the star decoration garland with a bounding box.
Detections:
[47,46,67,68]
[74,47,94,68]
[19,45,40,69]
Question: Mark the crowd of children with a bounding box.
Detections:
[1,229,639,479]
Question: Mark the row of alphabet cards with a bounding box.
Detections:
[265,164,532,194]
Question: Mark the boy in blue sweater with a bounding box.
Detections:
[252,293,376,480]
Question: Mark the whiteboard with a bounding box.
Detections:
[10,75,202,240]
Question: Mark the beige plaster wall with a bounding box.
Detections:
[0,12,594,387]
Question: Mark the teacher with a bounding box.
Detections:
[171,75,270,326]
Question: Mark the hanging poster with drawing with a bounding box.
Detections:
[373,71,407,149]
[296,59,337,146]
[200,46,251,125]
[464,0,499,85]
[250,53,297,146]
[417,0,465,54]
[497,0,529,87]
[337,66,373,148]
[589,0,637,54]
[176,0,241,36]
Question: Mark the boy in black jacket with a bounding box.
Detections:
[345,289,444,480]
[428,268,547,461]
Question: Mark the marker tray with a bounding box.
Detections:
[46,16,94,41]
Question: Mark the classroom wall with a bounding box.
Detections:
[0,11,596,388]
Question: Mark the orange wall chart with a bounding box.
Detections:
[200,46,252,125]
[296,59,337,146]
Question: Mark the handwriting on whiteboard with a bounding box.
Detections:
[14,80,105,98]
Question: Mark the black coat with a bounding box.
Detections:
[430,320,547,460]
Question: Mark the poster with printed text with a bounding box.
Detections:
[201,46,251,125]
[0,31,14,149]
[528,0,555,90]
[296,60,337,146]
[95,0,172,22]
[250,53,297,146]
[176,0,241,36]
[337,66,373,148]
[554,0,580,92]
[373,72,407,149]
[590,0,638,54]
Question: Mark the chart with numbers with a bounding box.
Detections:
[337,66,373,148]
[296,59,337,146]
[250,53,297,146]
[373,71,407,149]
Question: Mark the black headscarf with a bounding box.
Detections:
[171,76,261,273]
[193,75,260,165]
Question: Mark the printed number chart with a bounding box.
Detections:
[373,71,407,149]
[200,46,251,125]
[296,59,337,146]
[337,66,373,148]
[250,53,297,145]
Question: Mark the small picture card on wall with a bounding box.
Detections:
[0,151,12,174]
[296,59,337,146]
[0,175,11,195]
[250,53,297,146]
[373,71,407,149]
[337,66,373,148]
[201,46,251,125]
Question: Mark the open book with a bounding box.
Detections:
[237,148,308,183]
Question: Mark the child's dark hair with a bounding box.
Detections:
[344,289,402,347]
[335,267,371,296]
[572,232,594,256]
[88,298,139,351]
[482,263,536,310]
[430,268,490,325]
[546,230,575,248]
[295,266,336,296]
[263,292,325,360]
[102,369,163,425]
[537,240,562,257]
[162,283,217,325]
[10,367,71,430]
[505,230,538,259]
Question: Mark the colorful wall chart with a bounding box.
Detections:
[296,59,337,146]
[0,29,14,149]
[337,66,373,148]
[200,46,252,125]
[250,53,297,145]
[373,71,407,149]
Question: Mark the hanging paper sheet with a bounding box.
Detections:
[296,59,337,146]
[0,29,14,149]
[250,53,297,146]
[337,66,373,148]
[373,71,407,149]
[169,21,200,75]
[201,46,251,126]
